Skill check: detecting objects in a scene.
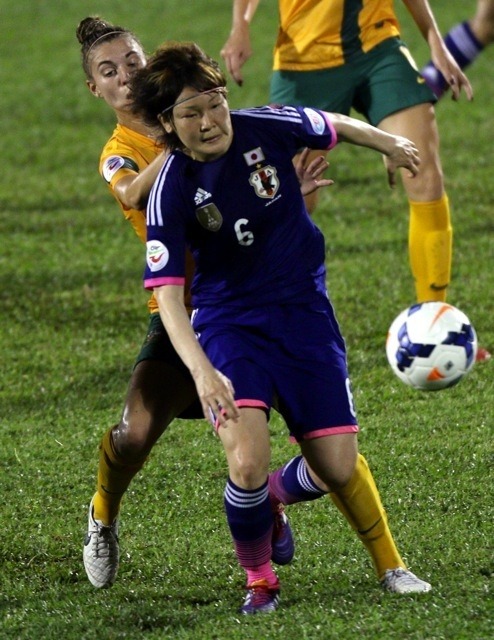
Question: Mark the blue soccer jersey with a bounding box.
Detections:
[144,105,337,308]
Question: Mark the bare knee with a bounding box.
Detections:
[301,434,358,491]
[402,150,444,201]
[219,407,271,489]
[228,450,270,489]
[227,443,270,490]
[111,414,164,463]
[314,459,356,491]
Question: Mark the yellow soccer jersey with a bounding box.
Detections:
[99,124,194,314]
[274,0,401,71]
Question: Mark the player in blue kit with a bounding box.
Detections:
[130,41,431,614]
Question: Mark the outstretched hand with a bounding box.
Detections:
[383,136,421,188]
[430,44,473,101]
[296,148,334,196]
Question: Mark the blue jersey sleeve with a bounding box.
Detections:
[144,154,187,290]
[294,106,338,151]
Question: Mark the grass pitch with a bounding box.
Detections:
[0,1,492,638]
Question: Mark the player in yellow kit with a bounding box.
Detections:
[77,17,201,589]
[222,1,475,308]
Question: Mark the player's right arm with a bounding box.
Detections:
[221,0,260,85]
[112,149,168,211]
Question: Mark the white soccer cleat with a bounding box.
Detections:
[381,568,432,594]
[83,498,119,588]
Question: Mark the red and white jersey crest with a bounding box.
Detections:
[249,165,279,199]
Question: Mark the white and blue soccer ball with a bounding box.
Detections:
[386,302,477,391]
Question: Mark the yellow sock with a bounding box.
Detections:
[330,454,405,580]
[92,427,146,525]
[408,194,452,303]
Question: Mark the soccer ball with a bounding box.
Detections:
[386,302,477,391]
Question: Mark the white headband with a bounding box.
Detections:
[87,30,126,56]
[160,87,227,116]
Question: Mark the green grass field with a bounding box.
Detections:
[0,1,492,638]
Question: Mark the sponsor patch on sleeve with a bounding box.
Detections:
[146,240,169,272]
[303,108,326,136]
[102,155,139,183]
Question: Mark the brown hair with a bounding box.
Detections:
[76,16,142,79]
[129,41,227,149]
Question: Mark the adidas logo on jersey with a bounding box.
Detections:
[194,187,212,205]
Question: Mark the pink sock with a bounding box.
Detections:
[245,561,279,588]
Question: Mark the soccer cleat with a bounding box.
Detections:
[241,579,280,615]
[271,504,295,565]
[476,347,491,363]
[83,498,119,588]
[381,568,432,594]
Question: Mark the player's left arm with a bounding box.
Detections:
[327,112,420,187]
[401,0,473,100]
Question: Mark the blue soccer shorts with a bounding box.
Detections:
[192,297,359,441]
